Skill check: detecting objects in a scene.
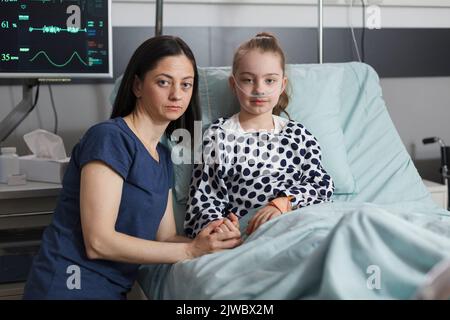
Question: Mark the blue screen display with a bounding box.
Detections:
[0,0,112,78]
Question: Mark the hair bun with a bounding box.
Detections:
[255,32,276,39]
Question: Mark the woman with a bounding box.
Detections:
[23,36,241,300]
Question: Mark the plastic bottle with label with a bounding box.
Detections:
[0,147,20,183]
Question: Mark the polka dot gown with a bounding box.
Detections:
[184,116,335,238]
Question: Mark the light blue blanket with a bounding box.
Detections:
[136,62,450,299]
[139,201,450,299]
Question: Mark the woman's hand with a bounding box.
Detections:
[187,219,242,259]
[246,205,282,235]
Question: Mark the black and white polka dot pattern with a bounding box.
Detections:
[184,117,334,238]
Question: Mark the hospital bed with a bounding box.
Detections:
[114,62,450,299]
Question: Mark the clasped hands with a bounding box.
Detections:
[212,200,286,237]
[190,199,290,258]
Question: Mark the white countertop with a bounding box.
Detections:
[0,181,62,199]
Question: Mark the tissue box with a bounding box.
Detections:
[19,155,70,184]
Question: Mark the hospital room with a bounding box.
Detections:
[1,0,450,305]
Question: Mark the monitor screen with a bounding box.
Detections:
[0,0,112,79]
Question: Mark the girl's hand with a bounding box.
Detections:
[214,212,240,233]
[228,212,239,228]
[246,205,282,235]
[188,219,242,259]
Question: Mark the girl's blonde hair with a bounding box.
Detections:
[232,32,290,119]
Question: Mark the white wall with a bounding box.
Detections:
[112,1,450,28]
[1,1,450,163]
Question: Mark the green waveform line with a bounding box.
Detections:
[29,51,89,67]
[29,26,87,34]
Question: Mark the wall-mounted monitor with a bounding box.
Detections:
[0,0,112,79]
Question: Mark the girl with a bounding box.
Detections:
[184,33,334,238]
[23,36,241,300]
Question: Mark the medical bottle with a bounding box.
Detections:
[0,147,20,183]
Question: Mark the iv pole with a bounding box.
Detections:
[155,0,163,36]
[318,0,323,64]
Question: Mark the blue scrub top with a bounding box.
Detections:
[23,117,174,299]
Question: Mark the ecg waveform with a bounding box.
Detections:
[29,25,87,34]
[29,51,89,67]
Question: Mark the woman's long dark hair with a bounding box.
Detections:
[111,35,200,138]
